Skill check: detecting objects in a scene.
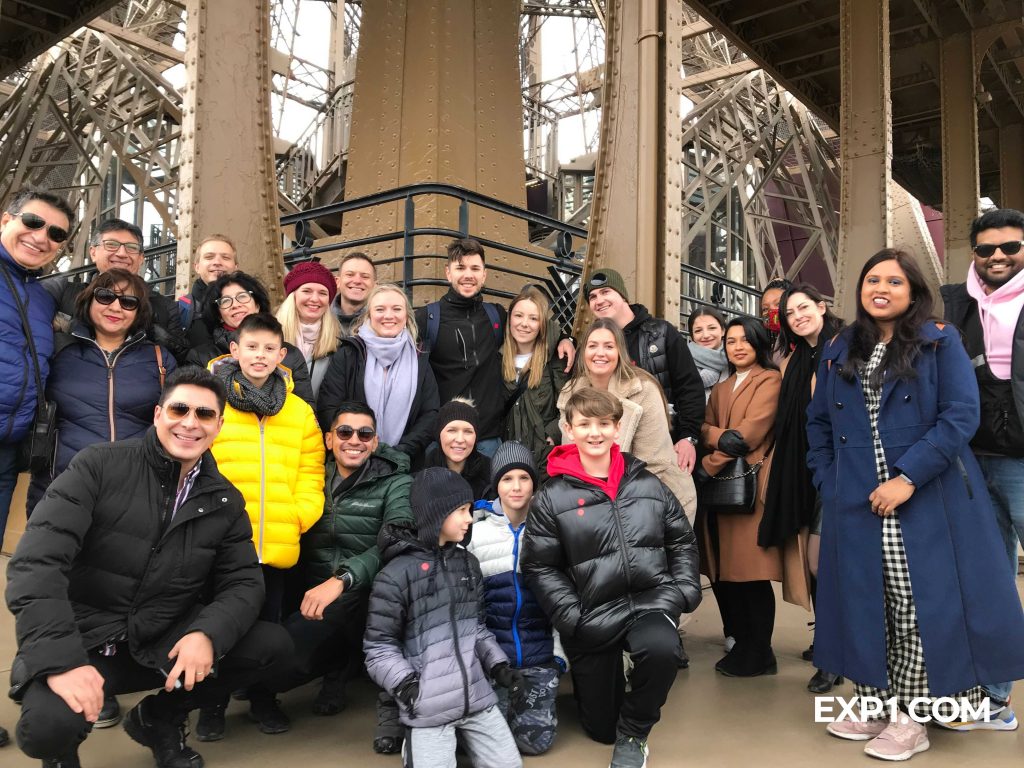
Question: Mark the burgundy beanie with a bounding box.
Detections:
[284,261,337,302]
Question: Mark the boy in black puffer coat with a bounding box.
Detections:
[364,468,524,768]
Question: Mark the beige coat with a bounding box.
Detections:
[558,370,697,521]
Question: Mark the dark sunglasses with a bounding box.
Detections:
[164,402,220,423]
[972,241,1024,259]
[10,211,69,243]
[93,287,141,311]
[334,425,376,442]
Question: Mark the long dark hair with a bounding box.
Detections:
[843,248,936,386]
[724,316,779,374]
[777,283,843,356]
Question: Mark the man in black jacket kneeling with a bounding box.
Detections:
[5,366,292,768]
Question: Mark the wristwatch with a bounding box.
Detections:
[683,436,697,446]
[897,474,915,486]
[334,571,354,590]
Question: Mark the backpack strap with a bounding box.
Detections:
[482,302,502,346]
[177,296,193,329]
[424,301,441,353]
[155,345,166,388]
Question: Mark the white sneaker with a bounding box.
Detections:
[934,706,1018,732]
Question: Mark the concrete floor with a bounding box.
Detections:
[1,556,1021,768]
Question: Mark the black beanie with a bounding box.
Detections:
[436,399,480,441]
[490,440,538,489]
[411,467,474,546]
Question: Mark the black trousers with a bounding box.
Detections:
[566,612,682,743]
[713,580,775,658]
[16,621,292,760]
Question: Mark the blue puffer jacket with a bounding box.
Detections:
[467,499,565,670]
[0,245,55,444]
[46,324,175,476]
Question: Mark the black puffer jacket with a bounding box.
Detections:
[363,524,506,727]
[315,336,440,462]
[5,428,263,688]
[521,446,701,652]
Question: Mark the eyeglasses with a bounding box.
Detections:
[98,239,142,255]
[9,211,69,243]
[215,291,254,309]
[972,241,1024,259]
[164,402,220,423]
[334,425,376,442]
[93,287,141,311]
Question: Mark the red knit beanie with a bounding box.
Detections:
[283,261,337,302]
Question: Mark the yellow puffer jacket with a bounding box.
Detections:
[210,358,325,568]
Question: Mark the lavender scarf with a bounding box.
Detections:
[357,323,418,446]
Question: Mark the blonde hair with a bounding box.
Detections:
[353,283,420,344]
[571,318,637,389]
[501,286,550,389]
[275,292,341,359]
[194,233,236,258]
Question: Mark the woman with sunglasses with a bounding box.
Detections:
[187,270,314,405]
[316,284,438,465]
[808,249,1024,759]
[28,269,176,517]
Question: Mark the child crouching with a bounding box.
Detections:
[364,467,524,768]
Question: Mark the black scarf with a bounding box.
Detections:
[219,359,288,417]
[758,318,839,547]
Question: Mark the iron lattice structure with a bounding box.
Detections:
[0,0,842,303]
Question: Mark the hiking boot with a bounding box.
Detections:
[934,705,1018,732]
[195,702,226,742]
[122,697,204,768]
[826,718,888,741]
[609,734,649,768]
[42,754,81,768]
[94,695,121,728]
[807,669,844,694]
[247,692,290,735]
[863,714,929,761]
[312,670,347,716]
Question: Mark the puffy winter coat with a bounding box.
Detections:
[364,526,507,727]
[522,446,701,652]
[46,325,174,477]
[5,428,263,687]
[209,358,325,568]
[300,445,413,590]
[0,245,55,444]
[315,336,440,463]
[467,500,565,669]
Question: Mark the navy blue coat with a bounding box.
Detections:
[0,246,55,443]
[807,322,1024,695]
[47,325,175,476]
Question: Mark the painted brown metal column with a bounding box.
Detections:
[939,31,980,284]
[834,0,891,319]
[581,0,684,326]
[176,0,284,301]
[999,123,1024,211]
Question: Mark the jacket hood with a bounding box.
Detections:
[207,353,296,394]
[625,303,652,330]
[546,442,627,500]
[378,521,460,562]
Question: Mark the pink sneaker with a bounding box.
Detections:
[826,718,888,741]
[863,713,930,761]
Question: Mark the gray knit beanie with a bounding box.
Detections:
[411,467,474,546]
[490,440,539,489]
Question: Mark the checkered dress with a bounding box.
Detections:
[853,343,984,717]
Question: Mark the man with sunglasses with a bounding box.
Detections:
[6,365,292,768]
[941,208,1024,726]
[0,187,73,549]
[45,218,190,365]
[243,401,412,741]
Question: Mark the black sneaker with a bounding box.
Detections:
[195,703,226,742]
[42,754,81,768]
[247,694,290,735]
[312,670,347,716]
[123,697,204,768]
[609,734,648,768]
[0,723,8,747]
[94,695,121,728]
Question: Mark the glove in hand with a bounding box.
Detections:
[717,429,750,458]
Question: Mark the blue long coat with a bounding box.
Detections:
[806,322,1024,695]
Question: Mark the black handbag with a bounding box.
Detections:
[700,456,764,515]
[0,261,57,474]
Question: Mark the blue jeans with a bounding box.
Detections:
[0,442,20,549]
[475,437,501,458]
[973,453,1024,705]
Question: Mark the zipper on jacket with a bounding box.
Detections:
[510,523,525,667]
[442,553,472,718]
[73,331,145,442]
[610,499,636,613]
[258,417,267,561]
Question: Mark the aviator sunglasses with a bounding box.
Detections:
[335,425,377,442]
[164,402,220,423]
[972,240,1024,259]
[93,287,141,311]
[9,211,70,243]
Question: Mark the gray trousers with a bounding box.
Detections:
[404,705,522,768]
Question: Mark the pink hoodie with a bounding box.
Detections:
[966,262,1024,379]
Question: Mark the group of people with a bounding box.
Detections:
[0,184,1022,768]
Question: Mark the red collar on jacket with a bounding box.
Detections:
[546,443,626,500]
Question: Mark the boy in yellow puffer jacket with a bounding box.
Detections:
[204,312,324,737]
